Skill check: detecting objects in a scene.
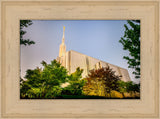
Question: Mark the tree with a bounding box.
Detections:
[119,20,140,78]
[20,20,35,46]
[84,66,121,98]
[117,80,140,98]
[62,67,86,95]
[20,60,86,99]
[125,81,140,97]
[117,80,127,98]
[20,60,68,99]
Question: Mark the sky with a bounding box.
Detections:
[20,20,140,83]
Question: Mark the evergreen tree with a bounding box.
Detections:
[119,20,140,79]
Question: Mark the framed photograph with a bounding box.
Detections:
[20,20,140,100]
[0,0,159,118]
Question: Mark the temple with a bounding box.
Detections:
[57,27,131,82]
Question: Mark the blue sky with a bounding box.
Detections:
[21,20,140,83]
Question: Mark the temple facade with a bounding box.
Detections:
[57,27,131,82]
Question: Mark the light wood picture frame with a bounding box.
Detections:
[0,0,159,118]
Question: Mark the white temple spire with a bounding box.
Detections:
[59,26,66,57]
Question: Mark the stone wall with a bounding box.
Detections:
[59,50,131,82]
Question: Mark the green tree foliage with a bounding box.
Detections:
[20,60,68,99]
[62,67,86,95]
[125,81,140,95]
[20,60,87,99]
[20,20,35,46]
[84,66,121,98]
[117,80,127,98]
[117,80,140,98]
[119,20,140,78]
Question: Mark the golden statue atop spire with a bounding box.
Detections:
[63,26,65,39]
[63,26,65,32]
